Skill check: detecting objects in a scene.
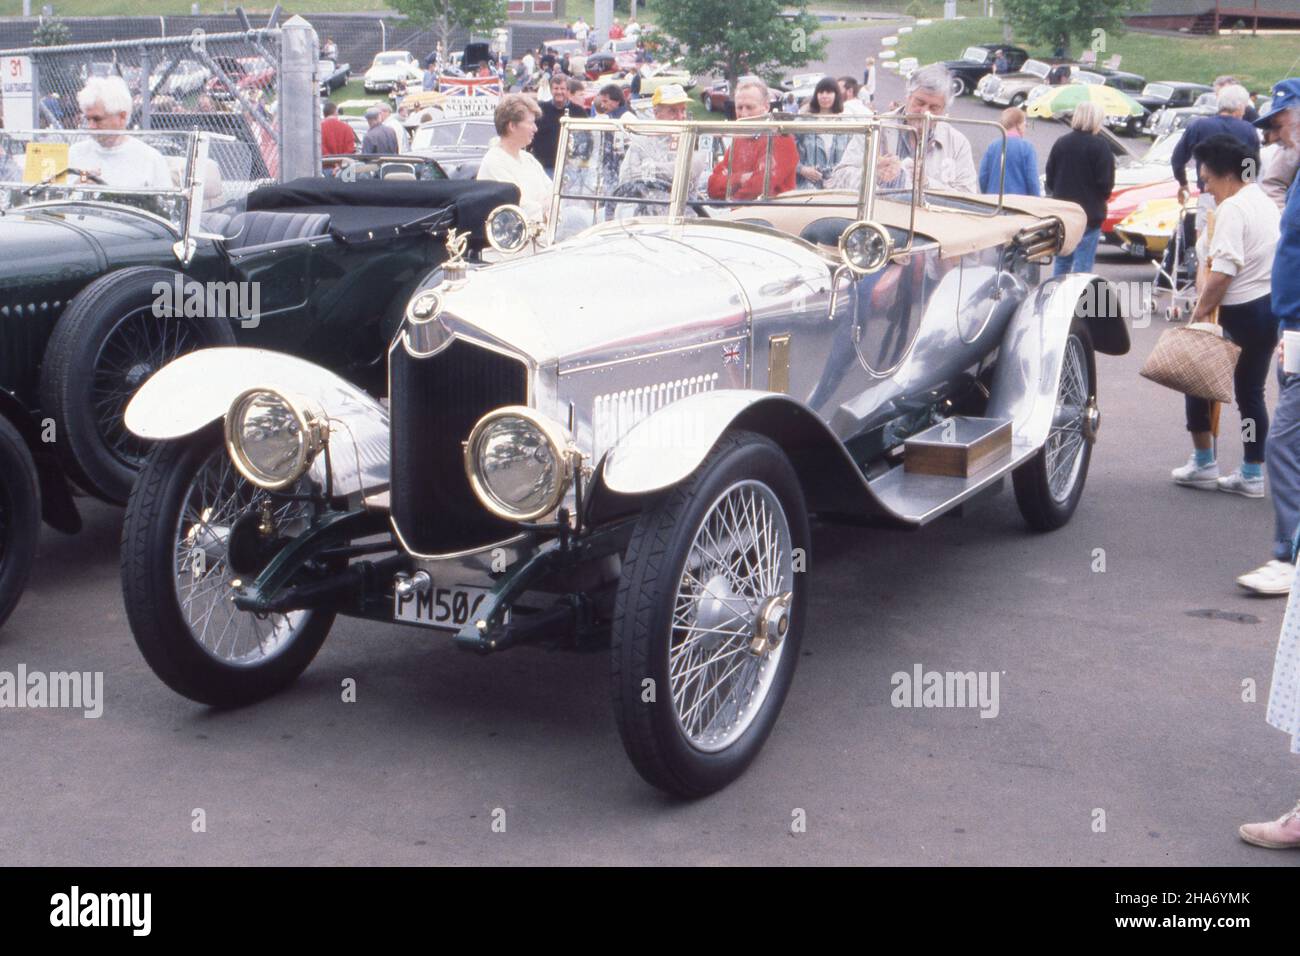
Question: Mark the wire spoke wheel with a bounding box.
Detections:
[93,305,200,471]
[123,425,337,707]
[670,480,793,752]
[1013,320,1096,531]
[1045,334,1089,504]
[171,449,313,666]
[612,432,810,796]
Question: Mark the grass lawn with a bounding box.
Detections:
[895,17,1300,92]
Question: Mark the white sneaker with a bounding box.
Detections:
[1236,560,1296,596]
[1217,470,1265,498]
[1171,455,1219,488]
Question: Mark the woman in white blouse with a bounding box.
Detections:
[1170,134,1281,506]
[476,93,554,224]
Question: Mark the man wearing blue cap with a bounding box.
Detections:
[1239,79,1300,597]
[1234,78,1300,854]
[1259,79,1300,210]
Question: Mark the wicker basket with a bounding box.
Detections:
[1139,322,1241,403]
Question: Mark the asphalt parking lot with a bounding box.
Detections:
[3,24,1297,867]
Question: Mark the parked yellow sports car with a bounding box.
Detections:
[1113,196,1193,259]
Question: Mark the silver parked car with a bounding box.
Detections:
[976,57,1055,107]
[120,115,1130,796]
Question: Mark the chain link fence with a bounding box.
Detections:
[3,19,322,187]
[7,30,283,184]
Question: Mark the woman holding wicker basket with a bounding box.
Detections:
[1169,135,1281,504]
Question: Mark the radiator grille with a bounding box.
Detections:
[390,338,528,555]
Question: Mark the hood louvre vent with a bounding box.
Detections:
[592,373,718,464]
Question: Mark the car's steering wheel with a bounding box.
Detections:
[608,176,710,219]
[21,167,106,195]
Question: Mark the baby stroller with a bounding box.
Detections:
[1155,203,1198,322]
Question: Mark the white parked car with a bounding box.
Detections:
[363,50,422,93]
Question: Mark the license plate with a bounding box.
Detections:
[1128,240,1146,259]
[394,583,491,630]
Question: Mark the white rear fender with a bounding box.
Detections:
[987,273,1119,451]
[125,347,390,500]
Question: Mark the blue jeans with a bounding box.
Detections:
[1269,364,1300,561]
[1052,226,1102,276]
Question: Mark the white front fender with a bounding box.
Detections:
[602,390,779,495]
[125,347,390,500]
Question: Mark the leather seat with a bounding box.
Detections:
[224,210,331,251]
[799,217,852,247]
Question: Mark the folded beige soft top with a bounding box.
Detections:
[714,190,1086,257]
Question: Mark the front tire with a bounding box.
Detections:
[611,431,810,797]
[1013,319,1097,531]
[950,76,968,98]
[0,416,40,631]
[40,266,237,505]
[121,425,335,706]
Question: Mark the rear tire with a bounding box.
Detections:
[121,425,335,706]
[0,416,40,631]
[1013,319,1097,531]
[950,76,968,98]
[611,431,810,797]
[40,266,237,505]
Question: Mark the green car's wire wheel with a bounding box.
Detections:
[0,415,40,632]
[121,424,336,706]
[92,306,203,470]
[39,267,236,505]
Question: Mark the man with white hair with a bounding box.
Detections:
[1171,82,1260,232]
[1235,84,1300,850]
[828,63,976,193]
[68,75,172,190]
[378,101,410,153]
[1236,80,1300,598]
[1258,79,1300,211]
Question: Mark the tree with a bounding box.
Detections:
[32,17,71,47]
[999,0,1144,57]
[389,0,508,62]
[650,0,828,90]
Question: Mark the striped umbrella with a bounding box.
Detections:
[1025,83,1143,118]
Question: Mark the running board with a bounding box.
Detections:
[868,416,1033,526]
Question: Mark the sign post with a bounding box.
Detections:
[2,55,36,130]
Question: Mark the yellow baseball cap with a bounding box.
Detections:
[652,83,690,106]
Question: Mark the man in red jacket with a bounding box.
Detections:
[321,100,356,162]
[707,78,796,200]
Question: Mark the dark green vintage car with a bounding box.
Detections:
[0,128,514,630]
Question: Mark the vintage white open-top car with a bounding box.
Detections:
[122,115,1130,796]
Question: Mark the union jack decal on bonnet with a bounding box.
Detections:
[722,344,742,366]
[438,76,504,97]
